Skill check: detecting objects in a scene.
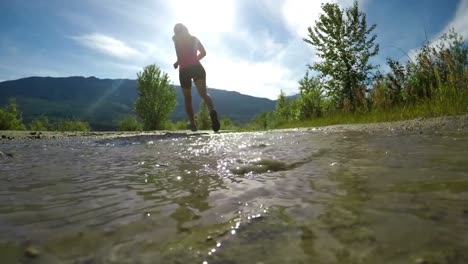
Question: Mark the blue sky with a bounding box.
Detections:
[0,0,466,99]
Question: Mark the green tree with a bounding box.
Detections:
[135,65,177,130]
[296,71,324,120]
[195,102,211,130]
[275,90,292,122]
[304,0,379,111]
[0,99,26,130]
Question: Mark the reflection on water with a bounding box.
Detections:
[0,131,468,263]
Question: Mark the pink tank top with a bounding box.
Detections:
[175,36,200,69]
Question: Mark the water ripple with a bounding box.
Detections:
[1,131,468,263]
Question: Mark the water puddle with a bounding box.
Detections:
[0,130,467,263]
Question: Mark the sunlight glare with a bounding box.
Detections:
[170,0,235,34]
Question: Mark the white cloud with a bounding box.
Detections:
[283,0,329,38]
[219,0,367,98]
[71,33,142,60]
[407,0,468,62]
[202,54,297,98]
[439,0,468,38]
[283,0,369,38]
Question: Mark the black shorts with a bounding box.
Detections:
[179,63,206,88]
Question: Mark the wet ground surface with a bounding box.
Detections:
[1,129,468,263]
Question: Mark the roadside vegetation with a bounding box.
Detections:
[0,101,90,132]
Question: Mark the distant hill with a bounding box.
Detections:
[0,76,276,130]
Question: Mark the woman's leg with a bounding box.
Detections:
[194,78,215,112]
[180,68,196,130]
[194,78,220,132]
[181,87,196,127]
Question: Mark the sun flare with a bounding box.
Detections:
[169,0,235,34]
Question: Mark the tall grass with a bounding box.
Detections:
[269,87,467,130]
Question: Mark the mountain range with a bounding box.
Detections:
[0,76,277,130]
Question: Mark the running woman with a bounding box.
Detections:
[172,23,220,132]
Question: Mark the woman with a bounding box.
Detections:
[172,23,220,132]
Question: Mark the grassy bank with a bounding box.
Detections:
[242,89,468,131]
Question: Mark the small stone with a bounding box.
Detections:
[24,247,40,258]
[0,151,13,158]
[103,228,116,236]
[1,135,6,139]
[206,236,213,241]
[463,210,468,217]
[30,132,37,135]
[414,258,430,264]
[81,258,96,264]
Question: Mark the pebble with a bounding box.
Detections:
[414,258,429,264]
[0,151,13,158]
[24,247,40,258]
[463,209,468,218]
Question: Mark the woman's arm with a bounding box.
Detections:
[196,39,206,61]
[173,36,180,69]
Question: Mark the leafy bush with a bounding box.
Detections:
[173,121,189,130]
[57,120,90,132]
[0,100,26,130]
[380,28,467,107]
[118,116,141,131]
[29,116,52,131]
[220,117,236,130]
[295,71,324,120]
